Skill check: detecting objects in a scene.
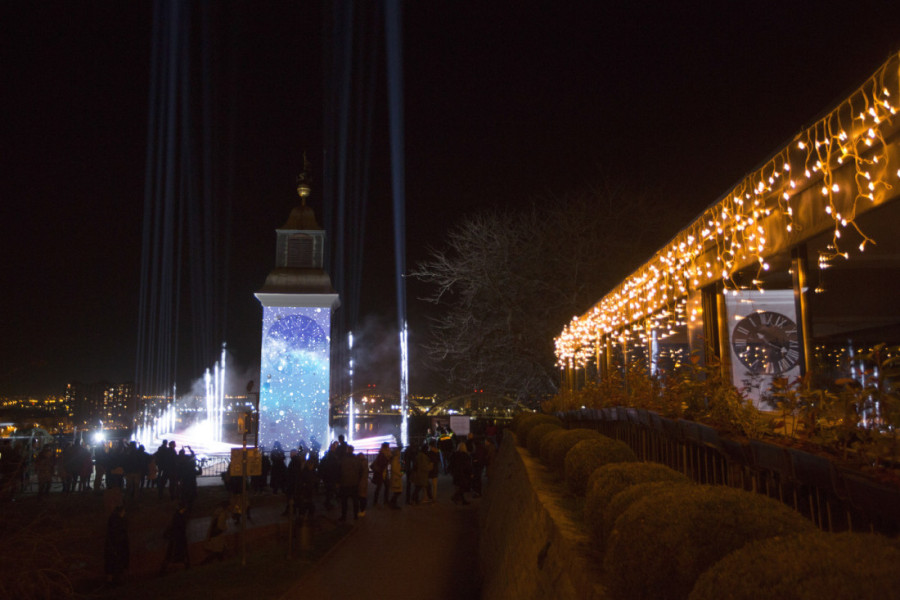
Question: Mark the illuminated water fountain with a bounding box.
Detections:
[204,345,227,443]
[132,348,238,454]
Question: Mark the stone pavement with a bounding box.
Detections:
[281,474,482,600]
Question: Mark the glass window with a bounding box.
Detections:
[805,200,900,391]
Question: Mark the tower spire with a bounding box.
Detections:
[255,161,340,453]
[296,152,312,206]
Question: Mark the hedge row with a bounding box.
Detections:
[604,485,815,600]
[689,531,900,600]
[538,428,570,466]
[514,413,636,495]
[565,438,637,496]
[515,413,562,447]
[543,428,602,473]
[584,462,689,547]
[511,412,898,599]
[526,422,562,457]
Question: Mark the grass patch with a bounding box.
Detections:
[3,483,352,600]
[84,518,353,600]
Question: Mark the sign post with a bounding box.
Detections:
[231,412,260,566]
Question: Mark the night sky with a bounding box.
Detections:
[2,1,898,397]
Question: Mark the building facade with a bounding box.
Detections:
[66,381,134,431]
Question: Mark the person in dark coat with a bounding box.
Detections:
[254,452,271,493]
[338,445,362,521]
[178,446,202,513]
[450,442,473,505]
[319,441,341,509]
[159,504,190,574]
[427,441,441,502]
[104,505,129,583]
[269,447,287,495]
[35,445,54,497]
[155,440,175,499]
[60,442,76,494]
[403,444,418,505]
[93,444,109,492]
[296,456,318,521]
[356,452,370,516]
[438,427,455,474]
[388,448,403,509]
[370,442,391,506]
[284,450,304,516]
[411,444,433,504]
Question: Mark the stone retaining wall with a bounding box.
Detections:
[479,432,605,600]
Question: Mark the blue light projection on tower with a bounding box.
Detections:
[258,306,332,453]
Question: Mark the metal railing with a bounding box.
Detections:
[559,407,900,535]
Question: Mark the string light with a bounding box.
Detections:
[556,52,900,368]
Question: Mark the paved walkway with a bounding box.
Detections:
[281,475,482,600]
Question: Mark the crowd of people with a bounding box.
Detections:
[1,422,502,507]
[1,422,504,583]
[262,426,500,522]
[0,436,207,505]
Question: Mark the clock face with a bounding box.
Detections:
[731,311,801,375]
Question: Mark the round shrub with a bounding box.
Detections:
[539,428,570,465]
[526,422,563,457]
[510,411,534,433]
[564,437,638,496]
[690,531,900,600]
[516,413,563,447]
[543,428,601,472]
[601,481,693,548]
[583,462,689,546]
[603,485,815,600]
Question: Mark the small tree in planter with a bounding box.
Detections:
[815,379,864,460]
[656,352,717,420]
[769,374,805,439]
[705,372,772,440]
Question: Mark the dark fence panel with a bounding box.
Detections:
[558,408,900,535]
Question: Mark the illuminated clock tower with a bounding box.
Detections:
[254,158,340,453]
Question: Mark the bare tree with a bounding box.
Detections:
[412,184,671,402]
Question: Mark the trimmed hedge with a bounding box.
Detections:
[603,484,815,600]
[564,437,638,496]
[509,411,534,433]
[526,422,563,457]
[602,481,695,548]
[539,428,570,466]
[516,413,563,447]
[689,531,900,600]
[584,463,689,547]
[543,428,601,472]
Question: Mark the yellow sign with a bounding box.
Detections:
[229,448,262,476]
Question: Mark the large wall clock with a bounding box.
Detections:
[731,310,801,375]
